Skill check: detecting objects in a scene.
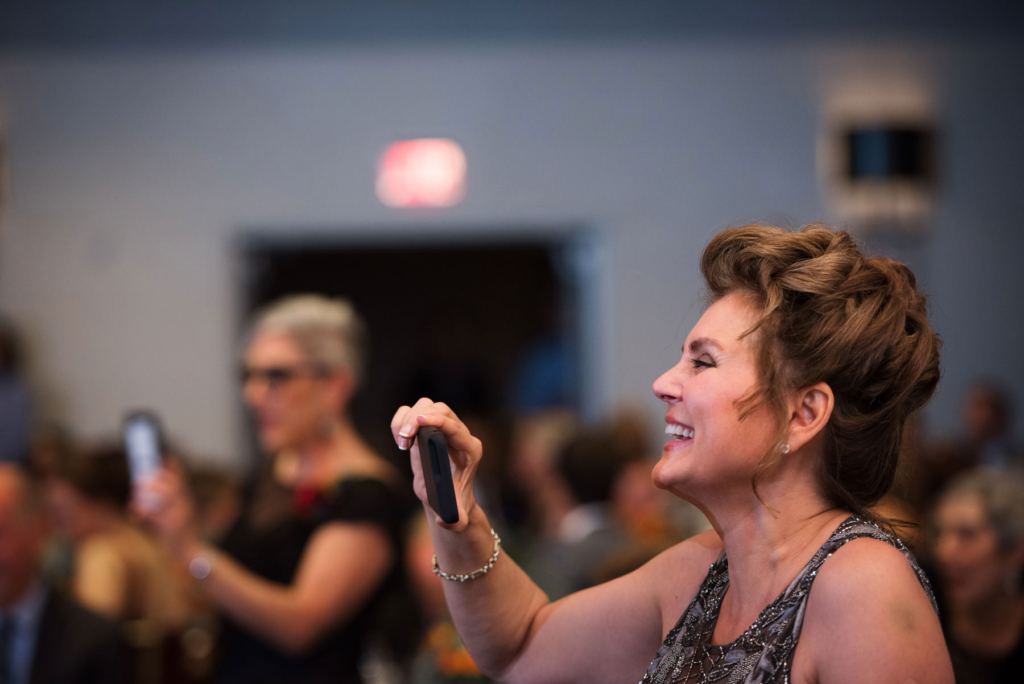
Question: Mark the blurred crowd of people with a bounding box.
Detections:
[0,305,1021,684]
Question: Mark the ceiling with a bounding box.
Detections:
[3,0,1024,52]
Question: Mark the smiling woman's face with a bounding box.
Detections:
[651,292,780,503]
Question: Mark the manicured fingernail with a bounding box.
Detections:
[397,437,411,451]
[398,425,415,438]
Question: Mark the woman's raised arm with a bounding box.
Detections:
[392,398,705,684]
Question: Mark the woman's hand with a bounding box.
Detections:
[391,398,482,532]
[133,460,200,562]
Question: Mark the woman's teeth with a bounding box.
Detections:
[665,424,694,439]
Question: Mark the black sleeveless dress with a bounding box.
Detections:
[641,517,938,684]
[215,477,420,684]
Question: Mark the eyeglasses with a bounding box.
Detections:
[240,365,324,390]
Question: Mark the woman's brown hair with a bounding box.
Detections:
[62,444,132,511]
[701,224,941,519]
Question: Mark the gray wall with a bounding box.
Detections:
[1,39,1022,467]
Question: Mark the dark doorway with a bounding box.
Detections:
[238,234,585,463]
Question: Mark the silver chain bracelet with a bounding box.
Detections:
[432,528,501,582]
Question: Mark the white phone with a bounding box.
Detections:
[124,411,163,484]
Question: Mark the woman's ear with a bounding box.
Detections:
[325,368,357,416]
[787,382,834,453]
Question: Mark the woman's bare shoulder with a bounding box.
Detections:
[796,537,952,684]
[642,529,723,630]
[806,535,932,613]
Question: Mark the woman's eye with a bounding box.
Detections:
[691,358,714,369]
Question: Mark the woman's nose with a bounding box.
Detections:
[653,366,682,403]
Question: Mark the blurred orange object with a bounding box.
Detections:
[426,621,483,677]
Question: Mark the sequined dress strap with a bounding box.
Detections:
[640,517,937,684]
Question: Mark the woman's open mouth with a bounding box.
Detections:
[664,423,694,444]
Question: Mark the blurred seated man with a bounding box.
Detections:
[0,463,125,684]
[46,445,191,631]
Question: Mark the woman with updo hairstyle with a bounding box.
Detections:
[931,468,1024,684]
[139,295,419,684]
[391,224,953,684]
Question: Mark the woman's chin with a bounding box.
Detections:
[651,457,687,492]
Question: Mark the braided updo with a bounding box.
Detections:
[700,224,941,518]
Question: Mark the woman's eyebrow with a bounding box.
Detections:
[686,337,723,355]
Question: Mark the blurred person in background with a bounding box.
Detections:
[28,424,77,588]
[931,468,1024,684]
[47,445,192,631]
[504,409,578,542]
[910,382,1021,514]
[0,317,32,465]
[961,382,1019,470]
[564,412,697,588]
[0,463,125,684]
[28,424,74,483]
[606,409,703,546]
[47,444,194,684]
[137,295,419,684]
[523,429,633,599]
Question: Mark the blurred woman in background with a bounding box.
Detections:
[138,295,418,684]
[932,468,1024,684]
[47,444,194,683]
[48,444,191,627]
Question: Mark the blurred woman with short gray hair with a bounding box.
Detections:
[138,294,418,684]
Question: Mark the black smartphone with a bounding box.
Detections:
[417,426,459,525]
[123,411,164,486]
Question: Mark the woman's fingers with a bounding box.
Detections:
[392,399,436,450]
[133,465,187,522]
[413,413,480,468]
[393,398,454,449]
[393,398,482,530]
[391,405,412,449]
[133,471,169,515]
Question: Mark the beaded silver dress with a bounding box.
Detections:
[640,517,937,684]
